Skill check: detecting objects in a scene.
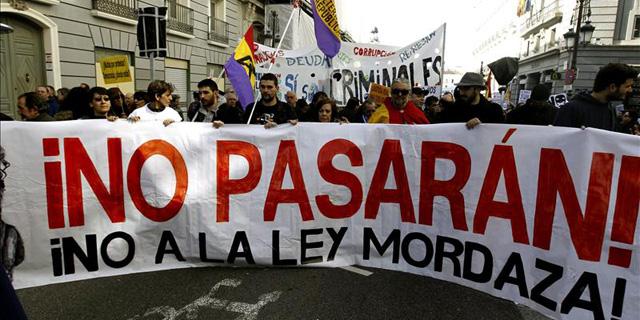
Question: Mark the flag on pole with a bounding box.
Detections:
[224,26,256,110]
[517,0,526,16]
[485,71,492,98]
[311,0,341,58]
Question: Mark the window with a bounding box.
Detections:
[210,0,224,20]
[549,28,556,47]
[209,0,229,43]
[633,15,640,38]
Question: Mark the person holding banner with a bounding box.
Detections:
[368,78,430,125]
[190,79,242,128]
[554,63,638,131]
[81,87,118,121]
[439,72,504,129]
[244,73,298,129]
[313,98,348,124]
[128,80,182,126]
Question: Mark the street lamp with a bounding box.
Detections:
[580,20,595,44]
[563,30,576,49]
[562,0,595,85]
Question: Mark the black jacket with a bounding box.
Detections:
[244,100,297,124]
[439,95,505,124]
[553,93,617,131]
[191,103,243,124]
[506,100,557,126]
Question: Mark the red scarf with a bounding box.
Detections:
[384,98,430,124]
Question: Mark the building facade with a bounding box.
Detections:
[0,0,266,119]
[516,0,640,98]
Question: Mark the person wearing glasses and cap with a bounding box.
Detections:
[439,72,504,129]
[368,78,430,124]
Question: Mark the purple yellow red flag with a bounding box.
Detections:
[224,26,256,109]
[311,0,341,58]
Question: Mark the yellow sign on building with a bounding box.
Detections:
[99,55,132,84]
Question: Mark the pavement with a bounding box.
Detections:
[16,266,550,320]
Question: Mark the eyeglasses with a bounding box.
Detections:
[391,89,410,96]
[94,96,110,102]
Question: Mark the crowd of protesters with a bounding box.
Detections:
[0,62,638,319]
[1,63,638,136]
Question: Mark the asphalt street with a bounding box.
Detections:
[16,266,550,320]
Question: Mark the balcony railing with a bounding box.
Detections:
[521,0,562,36]
[166,0,194,35]
[209,17,230,43]
[92,0,137,20]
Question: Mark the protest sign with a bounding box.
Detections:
[368,83,390,105]
[253,24,445,105]
[99,55,132,84]
[549,93,569,108]
[1,121,638,320]
[518,89,531,104]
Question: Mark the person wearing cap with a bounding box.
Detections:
[554,63,638,131]
[440,72,504,128]
[506,84,557,126]
[368,78,430,124]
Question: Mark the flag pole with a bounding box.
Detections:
[245,6,298,124]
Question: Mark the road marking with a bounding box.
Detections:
[340,265,373,276]
[128,278,282,320]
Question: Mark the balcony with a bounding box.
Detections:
[166,0,194,35]
[521,0,562,37]
[92,0,137,22]
[209,17,230,44]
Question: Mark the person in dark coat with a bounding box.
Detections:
[17,92,55,121]
[506,84,557,125]
[191,79,242,127]
[554,63,638,131]
[244,73,298,128]
[439,72,504,128]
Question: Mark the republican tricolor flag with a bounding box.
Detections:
[224,26,257,110]
[311,0,341,58]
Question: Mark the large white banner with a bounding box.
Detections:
[253,25,445,105]
[1,121,639,320]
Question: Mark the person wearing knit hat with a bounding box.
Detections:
[506,84,557,126]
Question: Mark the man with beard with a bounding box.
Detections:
[554,63,638,131]
[191,79,242,128]
[244,73,297,128]
[439,72,504,129]
[368,78,429,124]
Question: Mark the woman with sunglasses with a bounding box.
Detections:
[368,78,430,124]
[81,87,118,121]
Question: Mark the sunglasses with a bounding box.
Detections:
[391,89,410,96]
[94,96,110,102]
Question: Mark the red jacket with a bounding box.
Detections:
[369,98,430,124]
